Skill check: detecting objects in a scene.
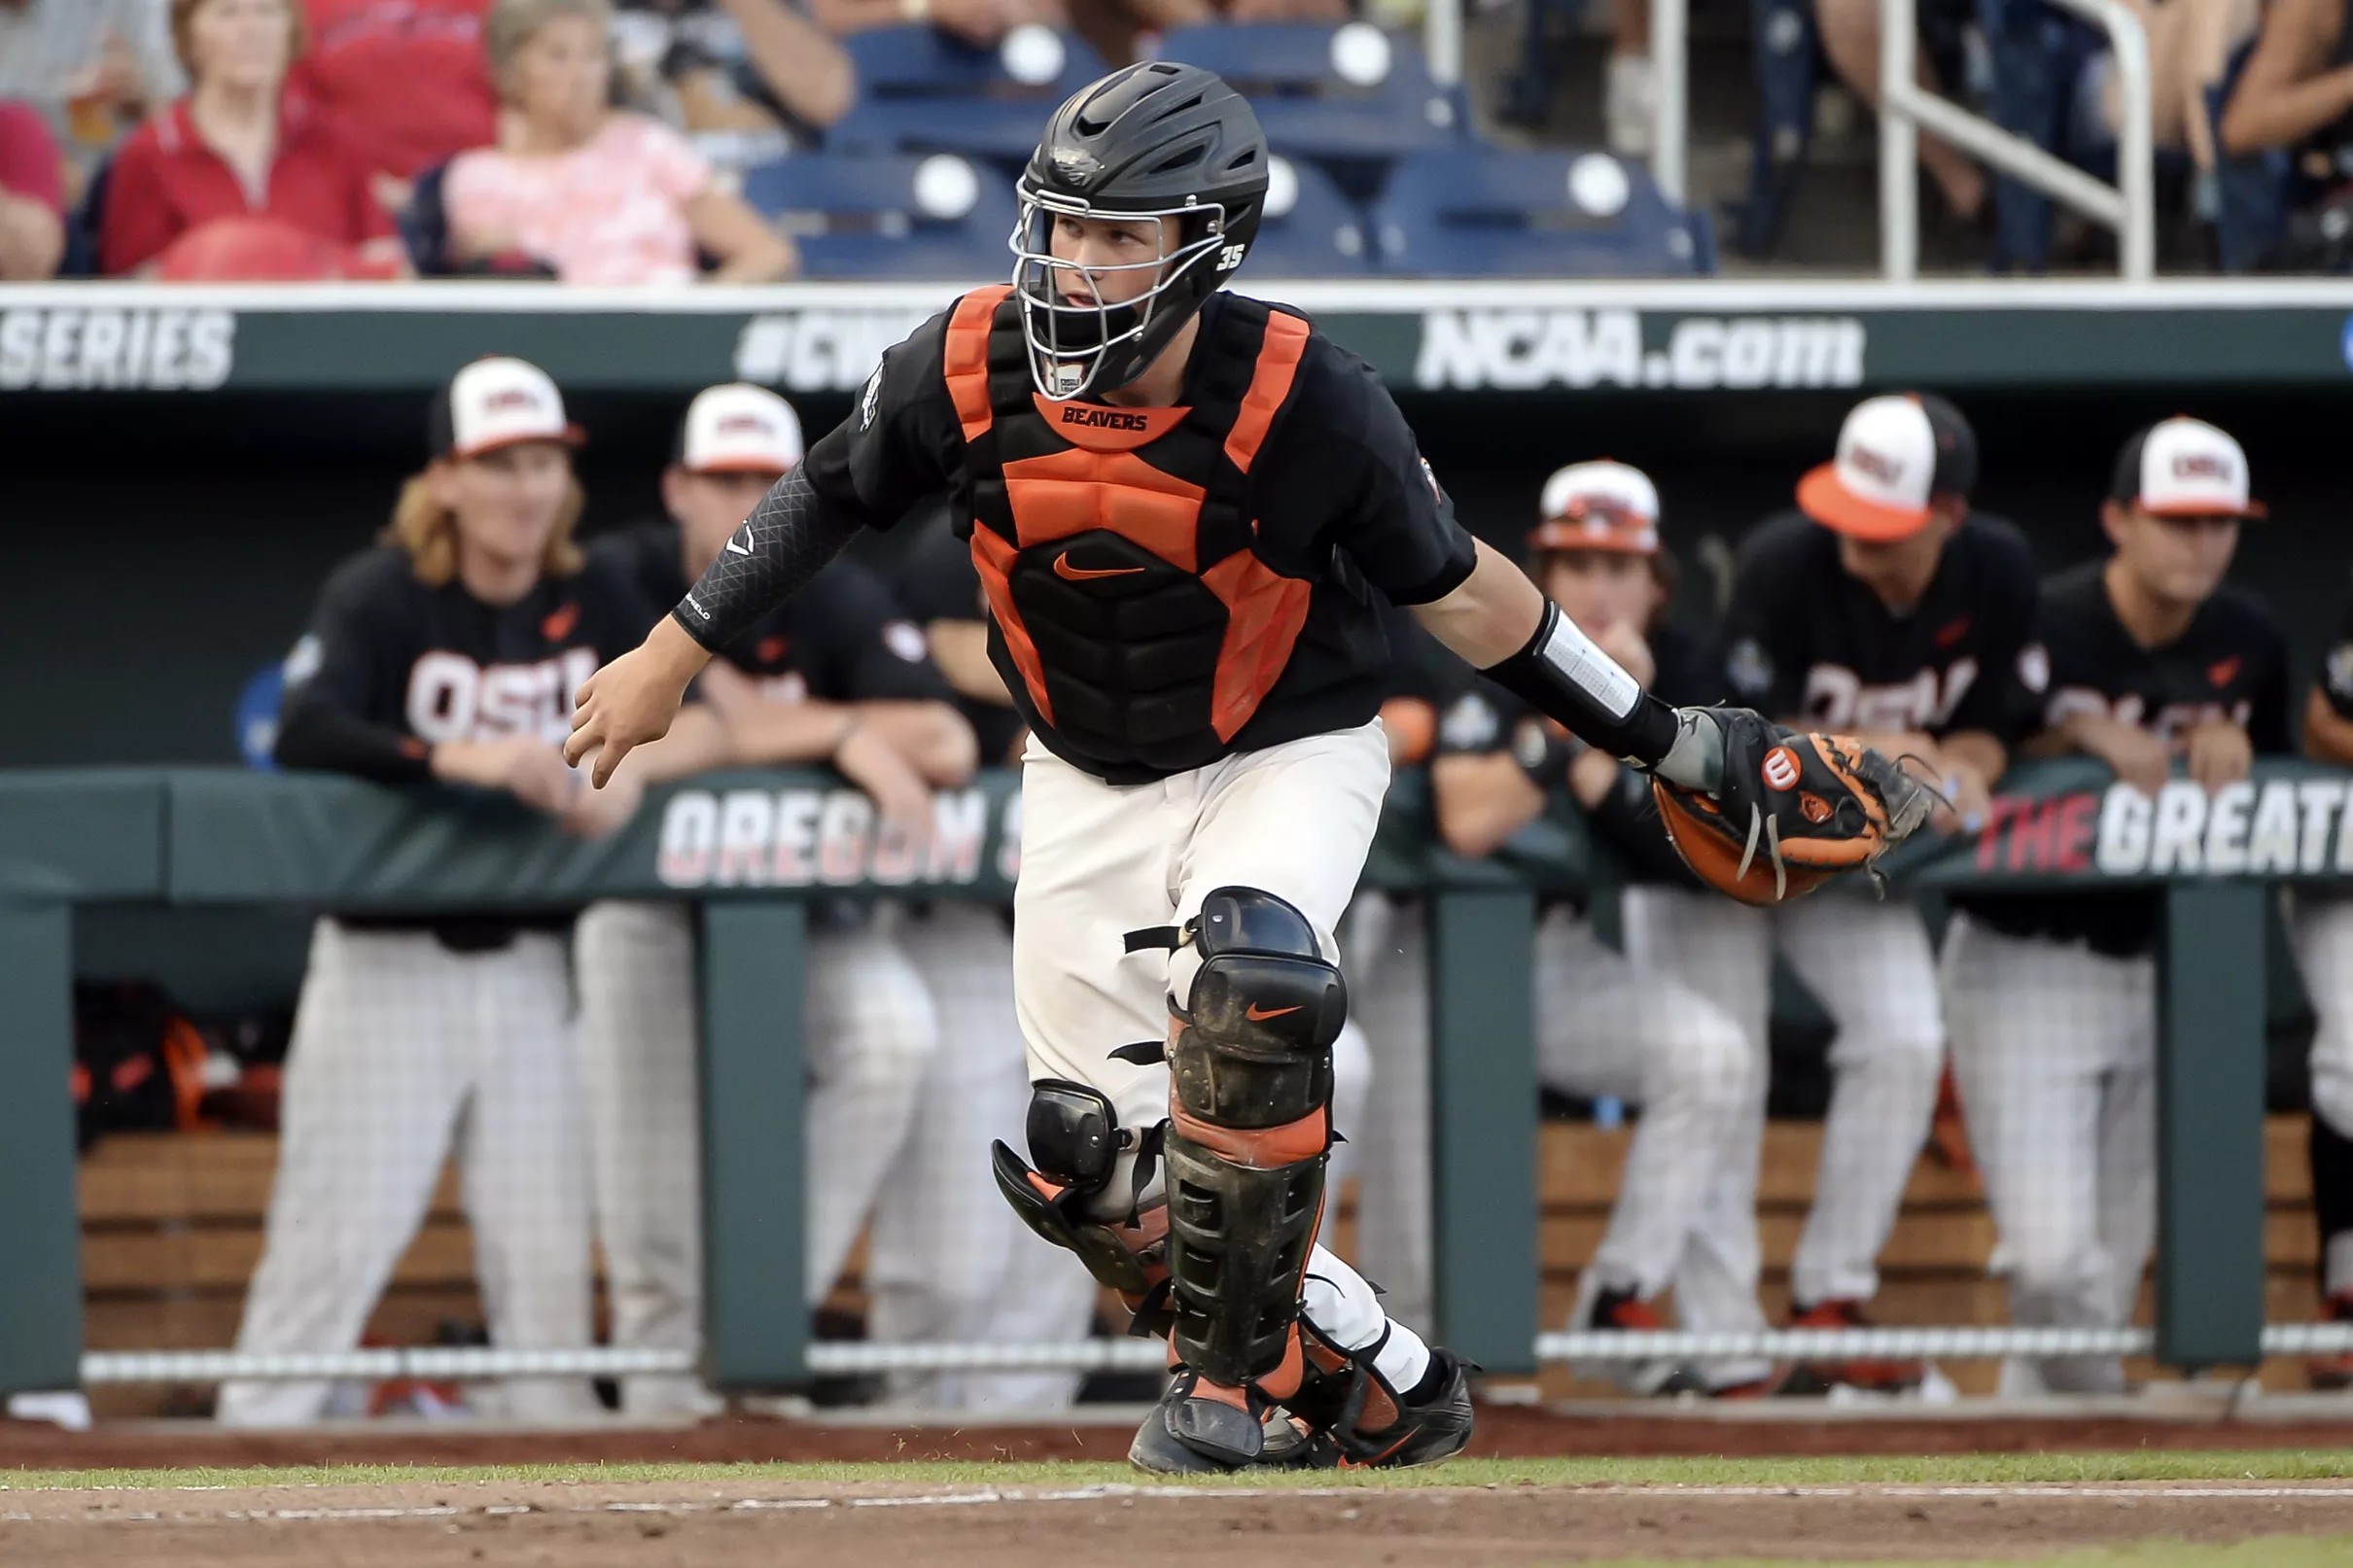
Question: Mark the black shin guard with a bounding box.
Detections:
[1137,888,1345,1446]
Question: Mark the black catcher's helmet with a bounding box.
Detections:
[1011,62,1268,401]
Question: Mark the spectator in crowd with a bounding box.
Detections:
[1810,0,1987,228]
[2218,0,2353,164]
[0,0,186,194]
[221,358,731,1427]
[609,0,853,169]
[808,0,1069,51]
[2077,0,2254,174]
[288,1,498,201]
[0,101,65,279]
[100,0,407,280]
[443,0,795,283]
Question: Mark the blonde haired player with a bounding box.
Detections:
[221,358,728,1426]
[565,65,1928,1471]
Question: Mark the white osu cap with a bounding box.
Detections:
[1796,392,1978,541]
[677,382,805,476]
[2110,416,2265,519]
[1529,460,1661,554]
[432,356,583,459]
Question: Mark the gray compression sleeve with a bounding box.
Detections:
[669,466,864,652]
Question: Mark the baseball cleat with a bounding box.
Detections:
[1776,1299,1927,1396]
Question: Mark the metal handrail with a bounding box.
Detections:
[1881,0,2154,278]
[1654,0,1689,203]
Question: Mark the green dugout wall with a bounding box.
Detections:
[1,758,2343,1393]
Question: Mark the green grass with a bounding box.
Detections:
[1576,1546,2353,1568]
[3,1448,2350,1492]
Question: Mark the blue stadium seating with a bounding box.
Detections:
[742,152,1019,280]
[825,25,1109,164]
[1369,147,1714,276]
[1150,24,1465,168]
[1246,155,1371,276]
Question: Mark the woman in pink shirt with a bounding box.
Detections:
[444,0,793,284]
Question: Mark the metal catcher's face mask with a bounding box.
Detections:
[1009,183,1234,401]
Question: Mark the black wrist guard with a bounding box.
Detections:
[1483,600,1680,766]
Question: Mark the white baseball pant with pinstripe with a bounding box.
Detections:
[1623,884,1946,1312]
[217,922,600,1427]
[572,899,968,1415]
[1938,911,2152,1394]
[1344,893,1771,1389]
[2297,893,2353,1298]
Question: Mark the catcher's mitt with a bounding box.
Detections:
[1651,710,1938,906]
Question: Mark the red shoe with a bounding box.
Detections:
[1928,1064,1981,1189]
[2309,1294,2353,1391]
[1777,1299,1926,1396]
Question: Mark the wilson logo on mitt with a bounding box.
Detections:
[1652,711,1937,907]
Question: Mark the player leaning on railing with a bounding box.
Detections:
[564,61,1934,1473]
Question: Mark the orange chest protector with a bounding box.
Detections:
[941,286,1314,778]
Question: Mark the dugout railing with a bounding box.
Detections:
[2,758,2350,1397]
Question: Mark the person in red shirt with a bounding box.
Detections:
[100,0,406,278]
[0,100,65,279]
[291,0,498,186]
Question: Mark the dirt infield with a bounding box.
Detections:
[5,1476,2353,1568]
[6,1401,2353,1469]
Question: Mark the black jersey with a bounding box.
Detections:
[892,506,1029,766]
[275,543,654,782]
[1720,509,2041,744]
[2323,597,2353,722]
[1956,559,2294,957]
[799,289,1479,784]
[273,542,658,944]
[594,519,953,706]
[1432,621,1709,892]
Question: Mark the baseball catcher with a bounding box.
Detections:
[565,61,1931,1472]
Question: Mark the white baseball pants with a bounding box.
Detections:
[218,922,599,1427]
[1012,722,1430,1392]
[1621,885,1946,1310]
[571,900,946,1415]
[1346,894,1769,1385]
[1939,913,2155,1394]
[2295,894,2353,1296]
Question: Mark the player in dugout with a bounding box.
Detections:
[1942,417,2289,1396]
[224,356,731,1426]
[576,382,1017,1415]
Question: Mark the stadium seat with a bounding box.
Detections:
[1150,23,1465,170]
[825,24,1110,164]
[234,664,284,771]
[1369,147,1714,277]
[1246,155,1371,276]
[742,151,1019,281]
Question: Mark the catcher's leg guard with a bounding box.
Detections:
[1130,887,1345,1468]
[990,1081,1174,1337]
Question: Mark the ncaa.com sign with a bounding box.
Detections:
[1414,309,1866,392]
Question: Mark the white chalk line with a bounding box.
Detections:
[6,1481,2353,1527]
